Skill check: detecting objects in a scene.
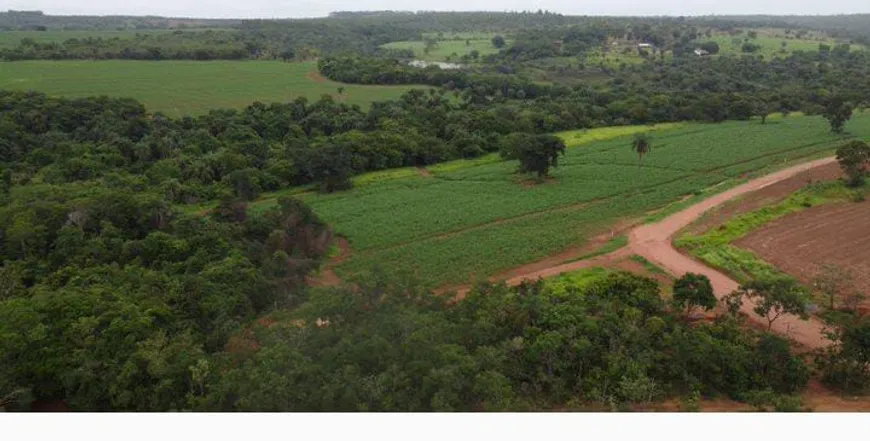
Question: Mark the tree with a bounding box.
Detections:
[492,35,506,49]
[835,140,870,187]
[300,144,355,193]
[499,133,566,179]
[699,41,720,55]
[737,278,810,331]
[823,96,853,134]
[672,273,716,316]
[813,264,854,310]
[631,133,652,165]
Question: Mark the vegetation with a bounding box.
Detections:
[732,278,811,331]
[672,273,717,316]
[0,60,424,117]
[836,140,870,187]
[201,271,810,411]
[499,133,566,178]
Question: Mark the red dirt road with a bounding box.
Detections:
[629,157,837,349]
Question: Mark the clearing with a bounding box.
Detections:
[0,60,426,116]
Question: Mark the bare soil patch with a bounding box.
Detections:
[735,199,870,300]
[687,162,843,235]
[305,70,329,83]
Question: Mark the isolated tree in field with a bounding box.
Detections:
[755,96,775,124]
[737,278,810,331]
[492,35,506,49]
[631,133,652,165]
[813,264,854,310]
[672,273,717,317]
[699,41,720,54]
[836,140,870,187]
[500,133,566,179]
[823,96,853,133]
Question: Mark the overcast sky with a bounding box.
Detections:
[4,0,869,19]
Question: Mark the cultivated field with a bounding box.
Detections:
[279,114,870,287]
[735,201,870,298]
[0,60,425,116]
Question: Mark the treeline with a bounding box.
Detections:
[0,10,238,31]
[321,49,870,127]
[318,56,561,100]
[0,30,252,61]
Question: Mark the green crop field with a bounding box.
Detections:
[382,37,505,62]
[277,114,870,287]
[0,60,426,116]
[0,28,231,49]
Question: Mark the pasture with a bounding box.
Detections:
[382,36,504,62]
[277,113,870,287]
[0,60,425,116]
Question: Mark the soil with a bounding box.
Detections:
[305,70,328,83]
[307,236,350,287]
[735,199,870,301]
[686,161,843,235]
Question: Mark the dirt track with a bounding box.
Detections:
[475,157,838,348]
[629,157,837,349]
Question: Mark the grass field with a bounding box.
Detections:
[382,37,504,62]
[0,60,426,116]
[266,114,870,287]
[0,28,231,49]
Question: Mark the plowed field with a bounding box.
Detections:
[735,200,870,296]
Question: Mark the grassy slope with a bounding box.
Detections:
[0,60,425,116]
[288,114,870,287]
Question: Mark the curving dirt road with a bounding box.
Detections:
[629,157,836,349]
[470,157,837,348]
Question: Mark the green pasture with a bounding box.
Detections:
[0,60,425,116]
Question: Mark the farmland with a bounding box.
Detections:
[0,60,426,116]
[272,113,870,287]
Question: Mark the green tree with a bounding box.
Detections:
[835,140,870,187]
[672,273,716,316]
[699,41,720,54]
[737,278,810,331]
[823,96,853,134]
[631,133,652,165]
[499,133,566,179]
[492,35,506,49]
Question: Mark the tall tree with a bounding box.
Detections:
[737,278,810,331]
[500,133,566,179]
[823,96,853,134]
[672,273,716,317]
[836,140,870,187]
[631,133,652,165]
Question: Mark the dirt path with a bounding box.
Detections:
[629,157,837,349]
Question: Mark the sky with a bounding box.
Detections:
[4,0,869,19]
